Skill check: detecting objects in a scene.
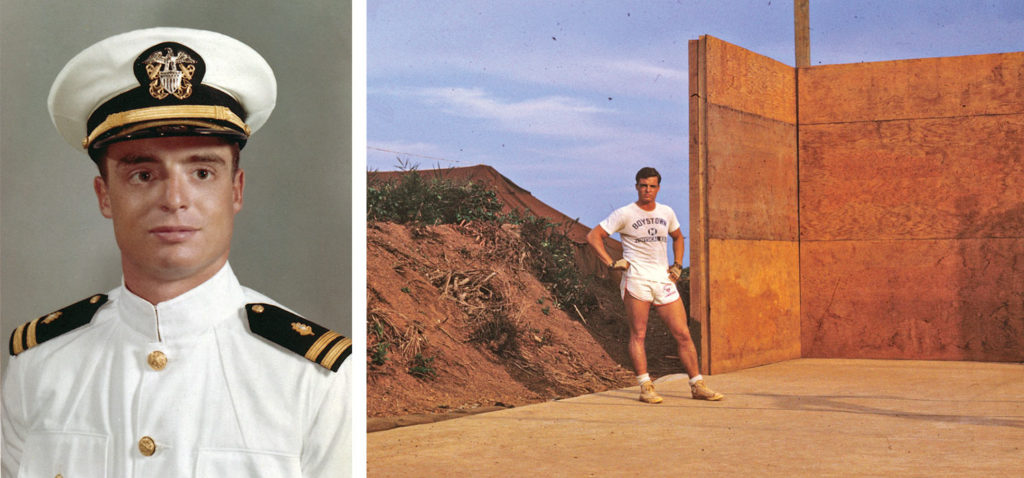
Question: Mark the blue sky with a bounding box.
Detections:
[367,0,1024,266]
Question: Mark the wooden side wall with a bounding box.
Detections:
[799,53,1024,361]
[690,36,801,374]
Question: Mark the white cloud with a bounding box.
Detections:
[408,87,623,138]
[371,48,689,102]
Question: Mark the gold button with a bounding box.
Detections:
[252,304,265,313]
[138,436,156,456]
[56,475,63,478]
[147,350,167,371]
[90,294,101,304]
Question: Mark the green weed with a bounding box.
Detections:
[371,342,390,366]
[368,161,504,225]
[408,353,437,379]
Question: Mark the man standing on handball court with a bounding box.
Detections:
[587,167,723,404]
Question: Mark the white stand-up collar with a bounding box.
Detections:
[116,262,246,344]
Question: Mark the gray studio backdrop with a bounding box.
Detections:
[0,0,353,372]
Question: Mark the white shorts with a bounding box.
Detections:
[620,277,680,306]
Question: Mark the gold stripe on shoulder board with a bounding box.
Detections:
[304,331,341,362]
[25,317,42,349]
[321,337,352,371]
[12,323,26,355]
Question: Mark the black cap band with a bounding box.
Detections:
[84,41,249,153]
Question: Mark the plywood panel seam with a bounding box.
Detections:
[795,63,803,362]
[708,239,800,245]
[802,236,1024,243]
[710,234,800,242]
[799,111,1024,127]
[709,102,798,128]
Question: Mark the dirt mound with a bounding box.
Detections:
[366,231,690,425]
[369,165,622,278]
[367,221,627,418]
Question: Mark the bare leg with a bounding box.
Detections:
[657,298,723,400]
[623,292,653,376]
[654,298,700,378]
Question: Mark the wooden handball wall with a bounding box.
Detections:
[689,36,801,374]
[799,52,1024,361]
[691,35,1024,373]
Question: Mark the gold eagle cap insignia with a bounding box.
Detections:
[291,322,315,336]
[141,47,197,100]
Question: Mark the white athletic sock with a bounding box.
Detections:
[688,374,703,385]
[637,373,651,385]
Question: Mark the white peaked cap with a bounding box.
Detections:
[48,27,276,154]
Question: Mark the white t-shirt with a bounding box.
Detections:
[598,202,680,283]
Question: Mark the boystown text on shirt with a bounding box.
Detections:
[630,217,668,230]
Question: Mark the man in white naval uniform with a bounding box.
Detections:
[586,167,722,404]
[2,28,352,477]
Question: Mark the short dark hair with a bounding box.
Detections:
[635,167,661,185]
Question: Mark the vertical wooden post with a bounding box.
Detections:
[795,0,810,67]
[688,36,711,374]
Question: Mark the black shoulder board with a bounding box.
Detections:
[10,294,108,356]
[245,303,351,372]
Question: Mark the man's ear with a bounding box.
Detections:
[94,176,113,218]
[232,168,245,214]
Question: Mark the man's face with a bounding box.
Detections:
[94,136,244,285]
[635,176,660,203]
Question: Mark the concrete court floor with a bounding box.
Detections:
[367,358,1024,477]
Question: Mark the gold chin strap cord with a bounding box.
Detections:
[83,105,251,148]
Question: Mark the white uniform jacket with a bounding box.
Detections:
[1,263,351,477]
